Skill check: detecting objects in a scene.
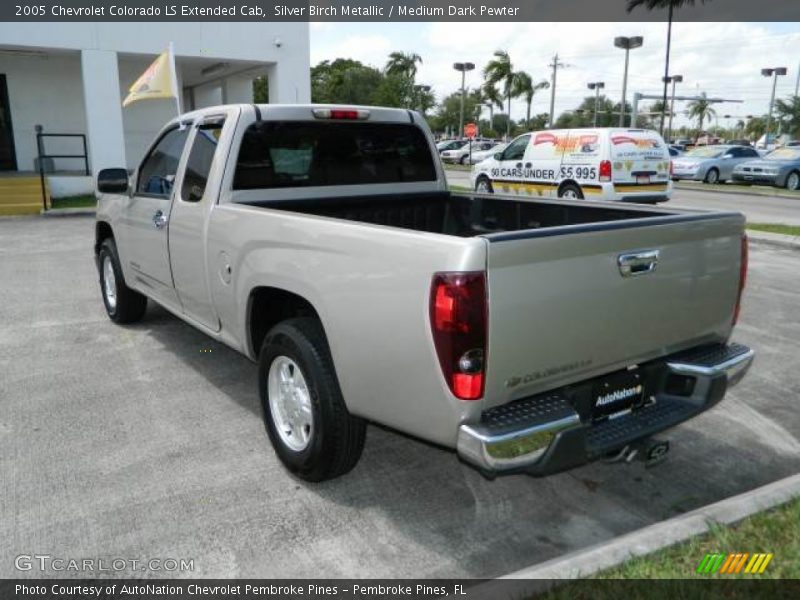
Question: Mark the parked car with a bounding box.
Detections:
[472,128,673,203]
[668,145,684,157]
[726,139,753,147]
[671,145,761,184]
[441,140,498,165]
[469,142,507,165]
[94,104,753,482]
[732,146,800,190]
[437,139,465,152]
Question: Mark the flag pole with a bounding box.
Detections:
[169,42,181,118]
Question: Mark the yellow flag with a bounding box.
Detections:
[123,45,179,107]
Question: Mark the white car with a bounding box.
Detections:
[468,143,507,165]
[471,128,673,203]
[441,140,498,165]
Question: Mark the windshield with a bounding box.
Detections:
[685,147,724,158]
[234,121,437,189]
[766,148,800,161]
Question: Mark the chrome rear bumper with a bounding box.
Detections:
[457,343,754,476]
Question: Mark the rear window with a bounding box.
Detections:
[233,121,437,189]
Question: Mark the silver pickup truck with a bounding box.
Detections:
[94,104,754,482]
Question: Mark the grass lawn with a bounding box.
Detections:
[443,163,472,172]
[50,194,97,209]
[747,223,800,237]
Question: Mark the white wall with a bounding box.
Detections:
[0,53,87,172]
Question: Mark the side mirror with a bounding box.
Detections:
[97,168,129,194]
[493,152,503,161]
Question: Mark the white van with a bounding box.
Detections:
[470,128,673,203]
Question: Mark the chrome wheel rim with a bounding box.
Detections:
[102,256,117,310]
[788,173,799,190]
[476,180,491,193]
[562,189,579,199]
[707,170,718,184]
[267,356,313,452]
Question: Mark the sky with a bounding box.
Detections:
[310,21,800,130]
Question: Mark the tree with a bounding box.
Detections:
[311,59,383,105]
[686,92,716,138]
[774,95,800,138]
[483,51,526,138]
[512,71,550,128]
[627,0,711,135]
[745,116,767,140]
[253,77,269,103]
[430,89,482,134]
[385,52,422,80]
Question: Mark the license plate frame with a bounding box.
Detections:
[636,175,651,184]
[591,370,644,421]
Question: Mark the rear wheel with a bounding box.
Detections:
[704,168,720,184]
[786,171,800,191]
[98,238,147,324]
[259,317,366,482]
[558,183,584,200]
[459,155,468,165]
[475,177,494,194]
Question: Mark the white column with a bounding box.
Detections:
[80,49,126,175]
[266,62,310,104]
[222,76,253,104]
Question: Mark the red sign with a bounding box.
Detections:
[464,122,478,138]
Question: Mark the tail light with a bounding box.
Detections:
[311,108,370,120]
[430,272,488,400]
[733,234,748,325]
[599,160,612,182]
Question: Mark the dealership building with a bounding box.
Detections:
[0,22,310,211]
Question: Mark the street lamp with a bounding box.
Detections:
[662,74,683,143]
[453,62,475,138]
[587,82,605,127]
[614,36,644,127]
[761,67,787,148]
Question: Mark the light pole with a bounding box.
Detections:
[453,62,475,138]
[587,82,605,127]
[761,67,787,148]
[663,74,682,143]
[614,36,644,127]
[547,54,568,128]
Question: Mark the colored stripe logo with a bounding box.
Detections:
[696,552,773,574]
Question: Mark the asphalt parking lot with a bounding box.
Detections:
[1,214,799,579]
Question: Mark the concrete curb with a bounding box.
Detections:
[674,182,800,200]
[747,229,800,251]
[469,473,800,597]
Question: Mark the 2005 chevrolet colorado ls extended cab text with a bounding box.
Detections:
[94,104,754,482]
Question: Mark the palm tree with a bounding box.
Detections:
[686,92,716,139]
[627,0,711,135]
[385,52,422,80]
[512,71,550,129]
[774,96,800,138]
[483,50,524,138]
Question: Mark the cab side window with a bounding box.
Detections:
[503,135,531,161]
[136,127,190,198]
[181,121,225,203]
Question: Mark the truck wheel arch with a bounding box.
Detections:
[247,287,327,360]
[95,221,114,256]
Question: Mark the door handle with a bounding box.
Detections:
[618,250,659,277]
[153,210,168,230]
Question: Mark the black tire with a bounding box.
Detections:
[459,155,468,165]
[258,317,366,482]
[98,238,147,324]
[474,176,494,194]
[704,168,720,184]
[785,170,800,191]
[558,182,584,200]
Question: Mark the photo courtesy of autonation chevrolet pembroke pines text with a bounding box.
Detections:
[1,1,799,599]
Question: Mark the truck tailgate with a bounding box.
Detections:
[481,213,745,409]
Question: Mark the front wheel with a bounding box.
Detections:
[259,318,366,482]
[704,168,720,184]
[786,171,800,191]
[475,177,494,194]
[459,155,468,165]
[98,238,147,323]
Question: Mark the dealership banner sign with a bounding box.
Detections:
[4,0,800,21]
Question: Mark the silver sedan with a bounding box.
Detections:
[671,145,761,184]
